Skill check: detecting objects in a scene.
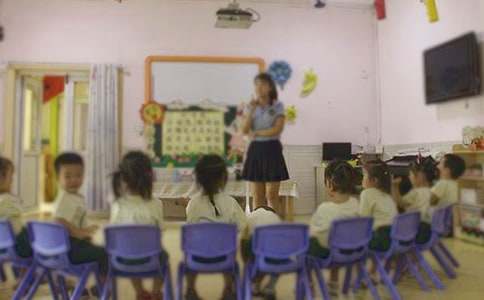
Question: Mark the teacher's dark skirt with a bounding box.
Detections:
[242,140,290,182]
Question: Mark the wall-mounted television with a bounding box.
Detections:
[424,32,481,104]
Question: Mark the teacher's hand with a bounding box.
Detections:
[249,97,260,110]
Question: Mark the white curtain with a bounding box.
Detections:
[86,64,120,212]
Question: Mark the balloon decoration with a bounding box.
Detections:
[374,0,386,21]
[285,105,297,123]
[268,61,292,89]
[300,69,318,98]
[424,0,439,23]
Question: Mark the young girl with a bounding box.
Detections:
[359,160,398,253]
[186,154,247,300]
[309,160,359,295]
[110,151,165,300]
[392,157,436,221]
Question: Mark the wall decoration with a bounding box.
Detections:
[300,69,318,97]
[140,101,165,124]
[374,0,386,20]
[268,61,292,89]
[147,100,239,168]
[285,105,297,124]
[424,0,439,23]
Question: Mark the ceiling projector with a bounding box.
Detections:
[215,0,260,29]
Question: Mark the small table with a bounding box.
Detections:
[153,180,298,221]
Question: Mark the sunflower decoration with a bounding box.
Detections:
[285,105,297,124]
[140,101,165,125]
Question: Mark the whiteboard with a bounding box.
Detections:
[148,57,264,106]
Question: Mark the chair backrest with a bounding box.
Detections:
[28,221,71,269]
[253,224,309,259]
[105,225,163,273]
[0,219,17,261]
[431,206,448,235]
[443,205,454,235]
[182,223,237,272]
[390,212,421,252]
[328,217,373,263]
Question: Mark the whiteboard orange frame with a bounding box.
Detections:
[144,56,266,103]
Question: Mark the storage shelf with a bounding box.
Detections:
[458,203,484,210]
[460,176,484,182]
[455,228,484,246]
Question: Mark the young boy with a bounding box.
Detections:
[430,154,466,207]
[53,153,107,284]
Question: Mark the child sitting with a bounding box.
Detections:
[359,160,398,253]
[309,160,359,295]
[186,154,247,300]
[431,154,466,207]
[241,206,281,300]
[53,153,107,294]
[0,157,32,260]
[110,151,165,300]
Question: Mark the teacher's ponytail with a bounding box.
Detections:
[195,155,228,217]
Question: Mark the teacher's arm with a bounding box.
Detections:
[254,116,285,137]
[242,107,255,135]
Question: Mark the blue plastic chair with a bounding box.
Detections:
[369,212,444,300]
[308,217,378,300]
[440,205,460,267]
[243,224,313,300]
[16,221,103,300]
[102,225,173,300]
[177,223,241,300]
[0,220,32,290]
[415,205,457,279]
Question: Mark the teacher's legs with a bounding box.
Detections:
[252,182,267,209]
[266,181,282,216]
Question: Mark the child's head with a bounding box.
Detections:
[324,160,356,196]
[363,160,391,194]
[114,151,153,200]
[54,153,84,194]
[437,154,466,180]
[194,154,228,217]
[409,157,437,187]
[0,157,14,193]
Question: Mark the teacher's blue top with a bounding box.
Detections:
[251,101,285,142]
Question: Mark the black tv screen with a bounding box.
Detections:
[322,143,351,162]
[424,32,481,104]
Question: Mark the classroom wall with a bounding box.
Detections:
[377,0,484,145]
[0,0,378,149]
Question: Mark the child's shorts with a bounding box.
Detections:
[69,237,109,275]
[369,226,392,252]
[240,237,293,265]
[117,248,169,266]
[14,227,33,258]
[416,222,432,245]
[308,237,330,259]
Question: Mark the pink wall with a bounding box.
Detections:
[377,0,484,145]
[0,0,378,148]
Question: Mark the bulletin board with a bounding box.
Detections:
[144,56,265,167]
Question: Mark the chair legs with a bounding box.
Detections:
[342,265,352,295]
[163,263,174,300]
[414,251,445,290]
[438,241,459,268]
[71,269,91,300]
[12,265,36,300]
[357,261,381,300]
[405,253,430,292]
[374,256,400,300]
[312,264,330,300]
[430,247,456,279]
[25,268,47,300]
[296,268,313,300]
[176,263,185,300]
[58,275,70,300]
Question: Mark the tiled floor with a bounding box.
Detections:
[1,216,484,299]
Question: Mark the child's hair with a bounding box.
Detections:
[113,151,153,200]
[443,154,466,179]
[410,157,437,183]
[324,160,356,194]
[364,160,391,194]
[254,73,278,105]
[194,155,228,217]
[0,156,13,179]
[54,152,84,174]
[254,206,277,214]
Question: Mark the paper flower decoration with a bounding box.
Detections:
[140,101,165,124]
[268,61,292,89]
[285,105,297,123]
[424,0,439,23]
[301,69,318,97]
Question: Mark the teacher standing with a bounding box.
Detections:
[242,73,290,216]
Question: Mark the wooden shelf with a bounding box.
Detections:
[458,203,484,210]
[460,176,484,182]
[455,228,484,246]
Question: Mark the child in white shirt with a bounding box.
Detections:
[241,206,281,299]
[392,157,437,244]
[359,160,398,252]
[110,151,165,300]
[186,155,247,300]
[309,160,359,295]
[431,154,466,207]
